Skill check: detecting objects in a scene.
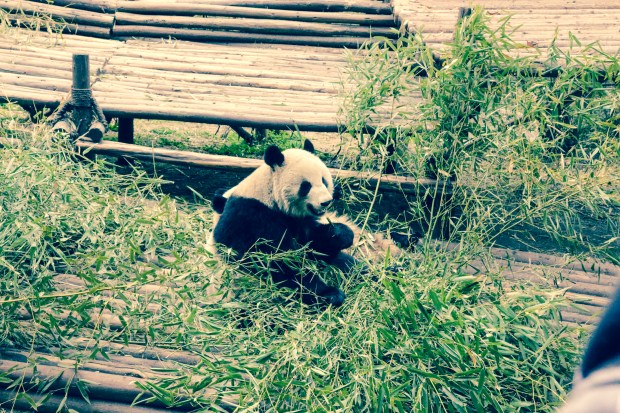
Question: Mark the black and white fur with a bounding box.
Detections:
[209,140,357,306]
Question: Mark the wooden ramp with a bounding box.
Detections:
[0,0,399,132]
[0,30,353,131]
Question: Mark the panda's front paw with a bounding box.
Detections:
[331,223,354,250]
[322,287,346,307]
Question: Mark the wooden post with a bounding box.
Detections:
[118,117,134,144]
[72,54,91,137]
[49,53,107,142]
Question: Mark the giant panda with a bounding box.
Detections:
[209,140,359,307]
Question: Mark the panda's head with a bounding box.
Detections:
[265,140,335,219]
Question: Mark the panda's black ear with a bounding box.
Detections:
[264,145,285,169]
[303,139,315,154]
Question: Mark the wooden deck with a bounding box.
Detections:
[391,0,620,55]
[0,30,354,131]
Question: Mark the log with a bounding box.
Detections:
[116,2,396,26]
[0,0,115,27]
[111,25,376,48]
[137,0,394,14]
[76,138,441,194]
[114,12,397,38]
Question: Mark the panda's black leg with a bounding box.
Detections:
[325,252,361,275]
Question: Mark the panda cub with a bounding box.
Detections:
[210,140,357,307]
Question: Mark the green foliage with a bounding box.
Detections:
[344,8,619,259]
[201,129,302,158]
[0,105,584,412]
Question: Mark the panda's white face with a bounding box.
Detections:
[271,148,335,219]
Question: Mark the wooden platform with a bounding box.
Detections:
[0,29,357,131]
[391,0,620,55]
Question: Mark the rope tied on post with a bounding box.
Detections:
[49,54,107,142]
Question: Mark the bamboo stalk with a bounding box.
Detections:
[114,12,398,38]
[117,2,396,26]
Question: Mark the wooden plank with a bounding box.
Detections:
[0,85,338,131]
[0,0,115,27]
[114,12,398,38]
[92,82,340,110]
[139,0,394,14]
[104,55,342,82]
[99,65,339,93]
[117,2,397,26]
[111,25,375,48]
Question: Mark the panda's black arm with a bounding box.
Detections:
[304,221,354,256]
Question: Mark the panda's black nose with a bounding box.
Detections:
[320,200,332,207]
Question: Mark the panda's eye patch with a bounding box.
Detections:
[322,177,328,188]
[299,181,312,197]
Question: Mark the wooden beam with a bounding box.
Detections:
[111,25,375,48]
[75,138,444,194]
